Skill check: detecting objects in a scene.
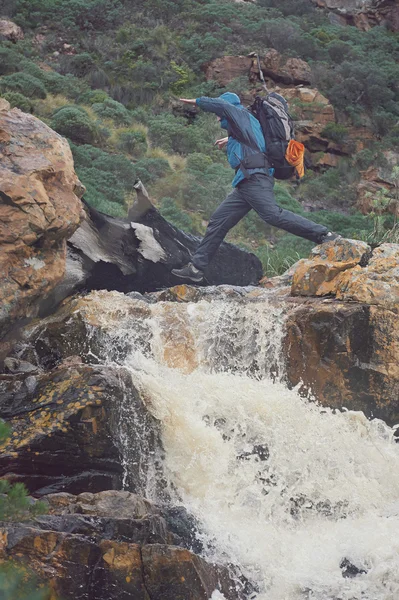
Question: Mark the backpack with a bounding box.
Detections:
[249,92,304,180]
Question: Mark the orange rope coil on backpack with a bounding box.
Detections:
[285,139,305,178]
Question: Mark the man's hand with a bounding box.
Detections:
[179,98,197,105]
[214,137,228,150]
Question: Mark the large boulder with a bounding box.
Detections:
[0,19,24,41]
[0,104,85,357]
[0,491,243,600]
[0,363,162,496]
[260,50,312,85]
[51,182,263,307]
[284,301,399,425]
[291,239,399,313]
[285,239,399,423]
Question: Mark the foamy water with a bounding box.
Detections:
[96,291,399,599]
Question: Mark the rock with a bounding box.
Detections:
[0,19,24,42]
[291,238,370,297]
[310,0,399,32]
[340,558,367,578]
[0,98,10,111]
[203,55,253,87]
[0,364,162,496]
[291,240,399,314]
[49,182,262,308]
[284,301,399,425]
[285,239,399,423]
[203,52,312,89]
[0,518,243,600]
[261,50,312,85]
[0,490,243,599]
[142,544,242,600]
[356,151,399,215]
[0,106,85,360]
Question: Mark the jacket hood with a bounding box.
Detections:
[218,92,241,106]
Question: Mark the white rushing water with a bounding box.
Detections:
[101,292,399,600]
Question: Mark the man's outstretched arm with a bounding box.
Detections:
[180,97,241,120]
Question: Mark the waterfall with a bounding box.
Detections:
[99,291,399,600]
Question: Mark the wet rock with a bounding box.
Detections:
[340,558,367,578]
[0,104,85,360]
[142,544,243,600]
[0,515,244,600]
[0,364,162,496]
[284,301,399,425]
[162,506,203,554]
[48,182,262,308]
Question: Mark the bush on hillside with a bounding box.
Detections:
[13,0,125,31]
[2,91,33,112]
[92,97,132,124]
[60,52,96,77]
[321,122,349,144]
[159,197,197,232]
[134,157,171,184]
[0,46,22,75]
[51,106,97,144]
[0,73,46,99]
[116,129,147,156]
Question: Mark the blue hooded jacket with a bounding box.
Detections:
[196,92,270,187]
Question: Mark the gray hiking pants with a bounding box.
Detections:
[192,174,328,270]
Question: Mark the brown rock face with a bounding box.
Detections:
[0,106,84,350]
[203,52,312,89]
[203,55,253,87]
[291,238,370,297]
[261,50,312,85]
[284,301,399,424]
[0,19,24,41]
[0,363,162,496]
[0,491,243,600]
[291,239,399,314]
[310,0,399,31]
[356,151,399,215]
[286,239,399,423]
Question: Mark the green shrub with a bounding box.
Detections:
[92,97,132,124]
[0,562,50,600]
[51,106,97,143]
[61,52,96,77]
[70,142,138,216]
[134,157,171,183]
[116,129,147,156]
[0,73,47,99]
[0,47,22,76]
[0,421,47,522]
[78,89,109,105]
[159,197,197,232]
[321,122,349,144]
[2,91,33,112]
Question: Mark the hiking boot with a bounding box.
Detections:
[171,262,204,283]
[319,231,341,244]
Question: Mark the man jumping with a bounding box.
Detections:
[172,93,338,283]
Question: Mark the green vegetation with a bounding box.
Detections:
[0,562,50,600]
[0,420,47,521]
[0,0,398,274]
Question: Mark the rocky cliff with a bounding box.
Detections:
[310,0,399,31]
